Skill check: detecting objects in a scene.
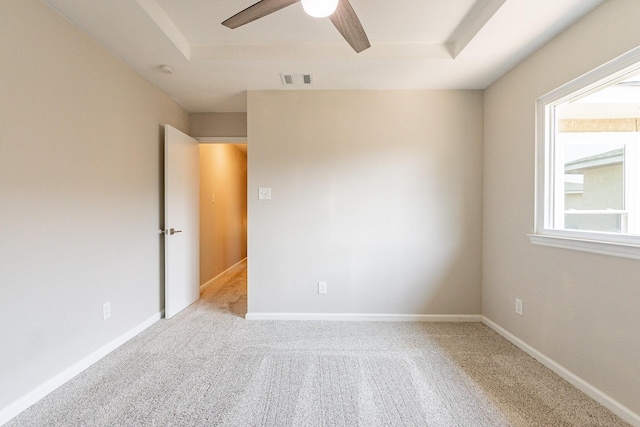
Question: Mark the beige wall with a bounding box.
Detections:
[0,0,188,410]
[483,0,640,415]
[247,90,483,315]
[190,113,247,138]
[200,144,248,284]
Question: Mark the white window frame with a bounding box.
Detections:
[531,46,640,260]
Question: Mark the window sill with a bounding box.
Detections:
[528,233,640,260]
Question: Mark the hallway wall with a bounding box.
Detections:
[199,144,248,284]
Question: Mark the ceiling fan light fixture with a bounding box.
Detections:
[301,0,339,18]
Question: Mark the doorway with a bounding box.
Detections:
[198,142,248,305]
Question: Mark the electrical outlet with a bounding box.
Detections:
[103,302,111,320]
[515,298,523,316]
[318,281,327,294]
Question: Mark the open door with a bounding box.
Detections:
[163,125,199,319]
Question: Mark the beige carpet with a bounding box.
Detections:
[7,260,629,426]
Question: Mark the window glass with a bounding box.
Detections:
[548,72,640,237]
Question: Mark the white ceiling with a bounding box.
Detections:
[42,0,606,113]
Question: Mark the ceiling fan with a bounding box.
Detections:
[222,0,370,53]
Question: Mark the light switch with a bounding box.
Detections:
[211,193,215,204]
[258,187,272,200]
[318,281,327,294]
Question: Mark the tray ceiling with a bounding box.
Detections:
[43,0,606,112]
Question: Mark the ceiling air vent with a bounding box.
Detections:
[280,74,313,86]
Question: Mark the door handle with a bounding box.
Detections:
[159,228,183,235]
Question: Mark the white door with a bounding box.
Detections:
[164,125,200,319]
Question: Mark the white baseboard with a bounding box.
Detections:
[0,312,163,426]
[245,313,482,322]
[200,257,247,292]
[482,317,640,427]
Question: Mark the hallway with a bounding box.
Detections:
[201,258,247,318]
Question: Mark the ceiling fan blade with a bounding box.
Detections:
[222,0,300,29]
[329,0,370,53]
